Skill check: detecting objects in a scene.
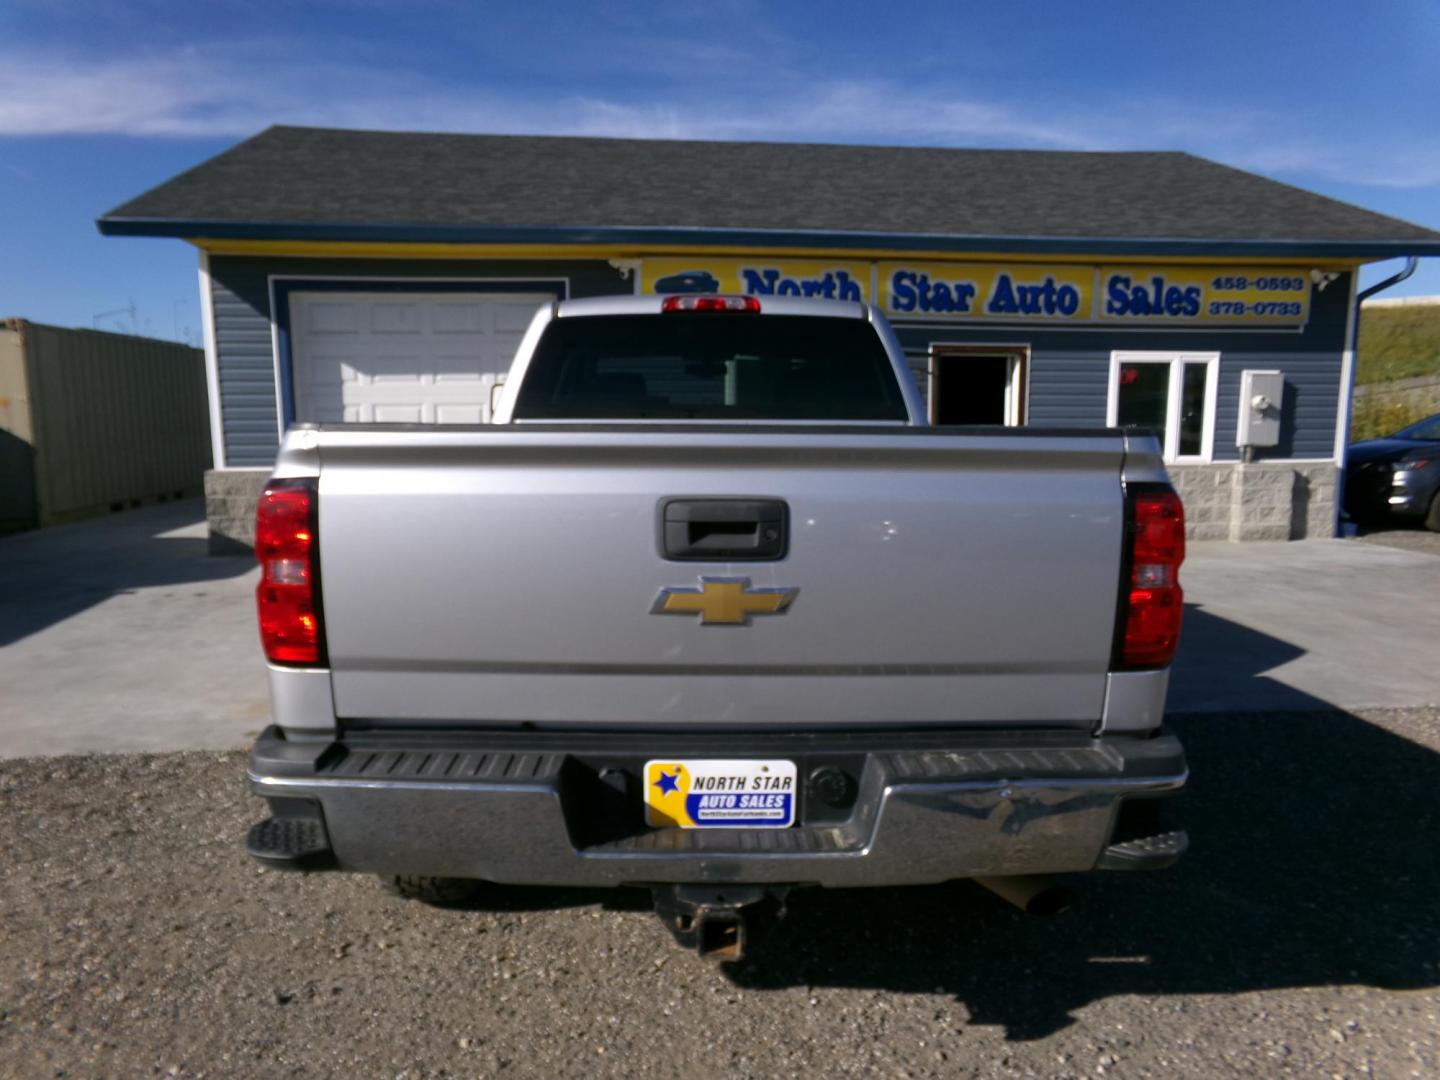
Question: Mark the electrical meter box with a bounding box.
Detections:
[1236,369,1284,448]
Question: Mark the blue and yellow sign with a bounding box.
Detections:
[644,759,798,828]
[877,261,1092,321]
[638,257,1312,327]
[1098,267,1310,325]
[641,258,870,302]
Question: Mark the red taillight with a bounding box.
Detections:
[661,294,762,313]
[1117,487,1185,669]
[255,480,325,665]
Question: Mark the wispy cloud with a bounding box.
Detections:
[0,50,1083,145]
[561,82,1099,150]
[3,47,1438,190]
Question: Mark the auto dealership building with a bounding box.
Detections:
[99,126,1440,548]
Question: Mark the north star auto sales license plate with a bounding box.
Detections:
[644,759,797,828]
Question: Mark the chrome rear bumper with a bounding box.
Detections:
[247,726,1186,887]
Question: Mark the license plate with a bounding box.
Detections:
[644,759,797,828]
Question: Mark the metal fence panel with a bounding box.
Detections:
[0,320,211,530]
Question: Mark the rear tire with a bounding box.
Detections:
[386,875,486,906]
[1426,492,1440,532]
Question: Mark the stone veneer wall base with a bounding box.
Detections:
[1168,461,1337,541]
[204,469,270,554]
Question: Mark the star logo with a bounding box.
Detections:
[653,770,681,796]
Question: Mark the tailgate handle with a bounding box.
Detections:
[661,498,788,561]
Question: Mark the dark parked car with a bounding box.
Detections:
[1345,412,1440,530]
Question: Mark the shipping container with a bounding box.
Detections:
[0,319,211,532]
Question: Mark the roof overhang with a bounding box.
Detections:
[94,218,1440,262]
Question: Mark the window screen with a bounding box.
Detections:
[512,314,908,421]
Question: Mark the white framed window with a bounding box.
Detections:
[1107,351,1220,462]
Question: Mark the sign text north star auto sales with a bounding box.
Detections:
[638,258,1312,326]
[885,265,1086,317]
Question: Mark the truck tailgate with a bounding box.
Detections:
[312,427,1126,729]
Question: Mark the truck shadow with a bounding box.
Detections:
[0,499,254,647]
[419,606,1438,1039]
[1167,601,1341,713]
[728,709,1440,1037]
[720,606,1440,1038]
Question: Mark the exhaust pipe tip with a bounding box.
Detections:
[973,875,1073,916]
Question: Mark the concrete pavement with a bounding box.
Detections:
[0,500,266,757]
[3,502,1439,757]
[1172,537,1440,712]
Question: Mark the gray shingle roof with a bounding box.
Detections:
[98,125,1440,258]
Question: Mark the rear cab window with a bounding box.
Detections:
[512,314,909,421]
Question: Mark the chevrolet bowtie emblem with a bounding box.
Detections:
[652,577,798,626]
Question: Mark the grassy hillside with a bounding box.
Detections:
[1356,304,1440,385]
[1352,303,1440,440]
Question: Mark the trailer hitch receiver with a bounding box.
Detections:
[651,884,785,962]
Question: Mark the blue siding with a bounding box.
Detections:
[211,271,279,467]
[1028,351,1110,428]
[893,270,1351,460]
[210,255,1351,467]
[208,256,632,467]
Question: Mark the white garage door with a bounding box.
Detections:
[289,290,553,424]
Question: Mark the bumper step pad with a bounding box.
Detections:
[246,816,335,870]
[1096,829,1188,871]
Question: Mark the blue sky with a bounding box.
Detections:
[2,0,1438,341]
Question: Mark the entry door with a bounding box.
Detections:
[931,347,1028,426]
[289,290,553,424]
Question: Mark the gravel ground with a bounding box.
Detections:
[3,708,1438,1079]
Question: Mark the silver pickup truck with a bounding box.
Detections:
[245,293,1188,959]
